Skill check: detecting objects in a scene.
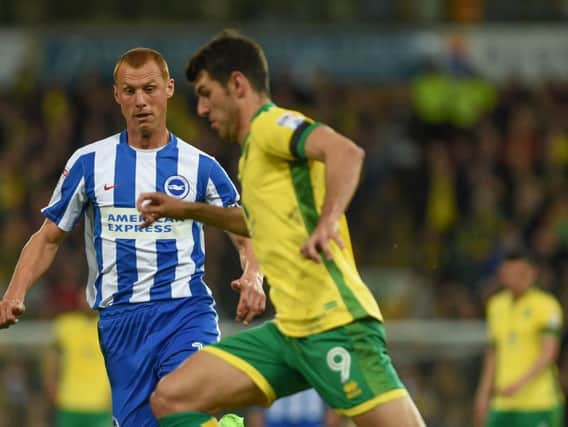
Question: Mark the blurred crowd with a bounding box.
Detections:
[1,53,568,426]
[2,0,568,25]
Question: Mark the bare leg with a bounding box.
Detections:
[351,395,425,427]
[151,350,268,418]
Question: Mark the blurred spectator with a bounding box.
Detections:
[43,299,112,427]
[1,355,32,427]
[474,249,564,427]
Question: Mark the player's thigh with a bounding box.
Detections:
[350,395,425,427]
[156,302,220,378]
[205,321,310,404]
[154,322,309,413]
[154,349,266,413]
[99,297,219,425]
[294,318,422,424]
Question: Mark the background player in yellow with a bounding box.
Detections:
[137,30,425,427]
[44,299,111,427]
[474,248,564,427]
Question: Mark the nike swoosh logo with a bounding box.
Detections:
[103,184,120,191]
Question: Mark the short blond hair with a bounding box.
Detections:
[113,47,170,82]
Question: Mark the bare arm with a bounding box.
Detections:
[137,192,249,236]
[0,219,66,328]
[229,233,262,277]
[43,344,60,403]
[498,334,560,397]
[301,125,365,262]
[227,233,265,325]
[474,346,496,427]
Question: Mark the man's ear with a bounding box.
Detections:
[230,71,248,98]
[113,85,120,104]
[167,78,175,98]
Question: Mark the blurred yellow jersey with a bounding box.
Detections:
[53,312,111,411]
[488,287,563,410]
[238,102,382,337]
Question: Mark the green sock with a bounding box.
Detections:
[158,412,219,426]
[219,414,245,427]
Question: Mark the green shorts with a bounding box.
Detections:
[486,405,564,427]
[55,409,112,427]
[204,318,406,416]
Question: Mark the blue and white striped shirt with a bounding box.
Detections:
[42,131,239,309]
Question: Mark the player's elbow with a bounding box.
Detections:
[228,220,250,237]
[229,219,250,239]
[352,143,365,162]
[344,139,365,165]
[545,344,561,363]
[231,210,250,237]
[237,225,250,238]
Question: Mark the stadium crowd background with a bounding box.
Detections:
[1,1,568,426]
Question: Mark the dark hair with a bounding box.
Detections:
[502,246,535,263]
[114,47,170,82]
[186,29,270,95]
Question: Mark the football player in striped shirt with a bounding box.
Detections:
[0,47,265,427]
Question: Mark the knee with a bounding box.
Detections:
[150,375,203,418]
[150,383,175,419]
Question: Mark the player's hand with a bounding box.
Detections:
[0,299,26,329]
[300,218,344,263]
[231,271,265,325]
[473,394,489,427]
[136,192,179,228]
[498,381,524,397]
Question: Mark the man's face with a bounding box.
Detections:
[194,71,240,142]
[498,259,536,294]
[113,60,174,137]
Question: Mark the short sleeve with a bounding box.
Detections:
[538,296,563,336]
[42,151,89,231]
[256,111,322,161]
[204,157,240,207]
